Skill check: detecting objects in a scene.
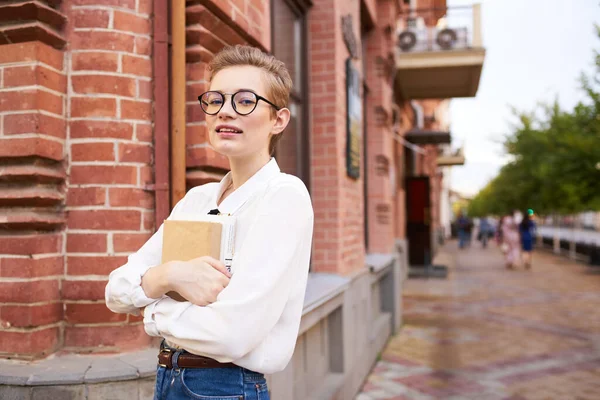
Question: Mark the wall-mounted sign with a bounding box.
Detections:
[346,58,361,180]
[341,15,359,59]
[375,155,389,176]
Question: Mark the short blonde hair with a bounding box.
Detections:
[208,45,293,155]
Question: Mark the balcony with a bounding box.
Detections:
[394,4,486,99]
[405,129,451,145]
[437,147,465,167]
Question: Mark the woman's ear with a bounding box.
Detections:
[271,108,291,136]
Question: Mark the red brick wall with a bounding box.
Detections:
[336,0,365,274]
[62,0,155,353]
[309,0,367,275]
[394,101,414,240]
[309,0,339,273]
[365,0,400,254]
[0,6,67,357]
[0,0,413,359]
[196,0,270,50]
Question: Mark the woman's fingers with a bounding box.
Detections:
[196,256,231,278]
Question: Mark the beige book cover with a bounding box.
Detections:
[161,219,223,302]
[161,219,223,264]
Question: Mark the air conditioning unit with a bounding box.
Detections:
[398,30,417,51]
[436,28,458,50]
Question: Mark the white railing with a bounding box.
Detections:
[397,4,482,53]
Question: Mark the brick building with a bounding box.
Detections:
[0,0,483,398]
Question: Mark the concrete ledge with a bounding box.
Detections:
[1,274,352,388]
[365,253,395,272]
[299,273,350,336]
[302,273,350,315]
[365,253,395,276]
[312,372,345,400]
[0,348,157,386]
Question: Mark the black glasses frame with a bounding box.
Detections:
[198,90,281,116]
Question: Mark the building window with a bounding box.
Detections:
[272,0,310,190]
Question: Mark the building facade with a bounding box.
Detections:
[0,0,483,398]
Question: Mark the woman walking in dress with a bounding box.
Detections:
[519,211,536,269]
[502,213,520,269]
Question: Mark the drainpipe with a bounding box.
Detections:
[153,0,170,224]
[171,0,187,206]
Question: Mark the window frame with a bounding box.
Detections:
[270,0,311,192]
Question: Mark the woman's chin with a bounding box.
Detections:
[212,142,242,158]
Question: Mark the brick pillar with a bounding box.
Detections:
[63,0,155,353]
[0,2,67,358]
[394,101,414,241]
[365,0,398,254]
[309,0,365,275]
[309,0,338,273]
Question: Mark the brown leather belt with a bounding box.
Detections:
[158,348,236,369]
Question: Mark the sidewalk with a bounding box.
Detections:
[356,241,600,400]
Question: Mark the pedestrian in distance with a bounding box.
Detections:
[457,211,470,249]
[496,216,505,247]
[478,216,493,249]
[519,210,536,269]
[105,45,314,400]
[501,212,521,269]
[465,217,474,247]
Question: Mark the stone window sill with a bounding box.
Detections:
[0,266,382,386]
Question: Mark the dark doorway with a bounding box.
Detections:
[406,176,431,266]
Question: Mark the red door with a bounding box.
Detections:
[406,177,431,266]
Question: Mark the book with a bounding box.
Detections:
[161,214,236,301]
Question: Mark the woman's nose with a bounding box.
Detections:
[218,96,236,118]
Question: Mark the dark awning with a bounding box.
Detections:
[405,129,451,145]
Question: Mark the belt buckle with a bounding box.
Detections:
[158,347,172,368]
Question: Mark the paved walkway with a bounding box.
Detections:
[356,242,600,400]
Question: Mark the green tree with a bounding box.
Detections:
[469,25,600,217]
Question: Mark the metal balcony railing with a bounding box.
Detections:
[396,4,482,53]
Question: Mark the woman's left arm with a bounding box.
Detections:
[143,183,314,361]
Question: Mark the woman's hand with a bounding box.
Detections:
[141,257,231,306]
[168,256,231,306]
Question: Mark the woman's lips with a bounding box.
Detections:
[215,125,243,134]
[217,130,241,138]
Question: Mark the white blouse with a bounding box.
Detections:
[105,158,314,374]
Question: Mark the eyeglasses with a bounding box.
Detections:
[198,90,281,116]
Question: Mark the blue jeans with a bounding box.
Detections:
[153,352,270,400]
[458,229,468,248]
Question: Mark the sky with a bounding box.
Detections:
[447,0,600,196]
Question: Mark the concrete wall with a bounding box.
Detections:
[0,249,406,400]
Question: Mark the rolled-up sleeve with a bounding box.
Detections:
[146,183,314,362]
[104,226,165,315]
[105,197,187,315]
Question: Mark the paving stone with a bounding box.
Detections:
[356,242,600,400]
[119,348,158,379]
[138,377,156,400]
[84,357,139,383]
[0,386,32,400]
[87,380,139,400]
[31,385,85,400]
[0,362,34,385]
[27,356,90,385]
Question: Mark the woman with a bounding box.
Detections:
[501,213,520,269]
[496,216,505,247]
[105,45,314,400]
[519,211,536,269]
